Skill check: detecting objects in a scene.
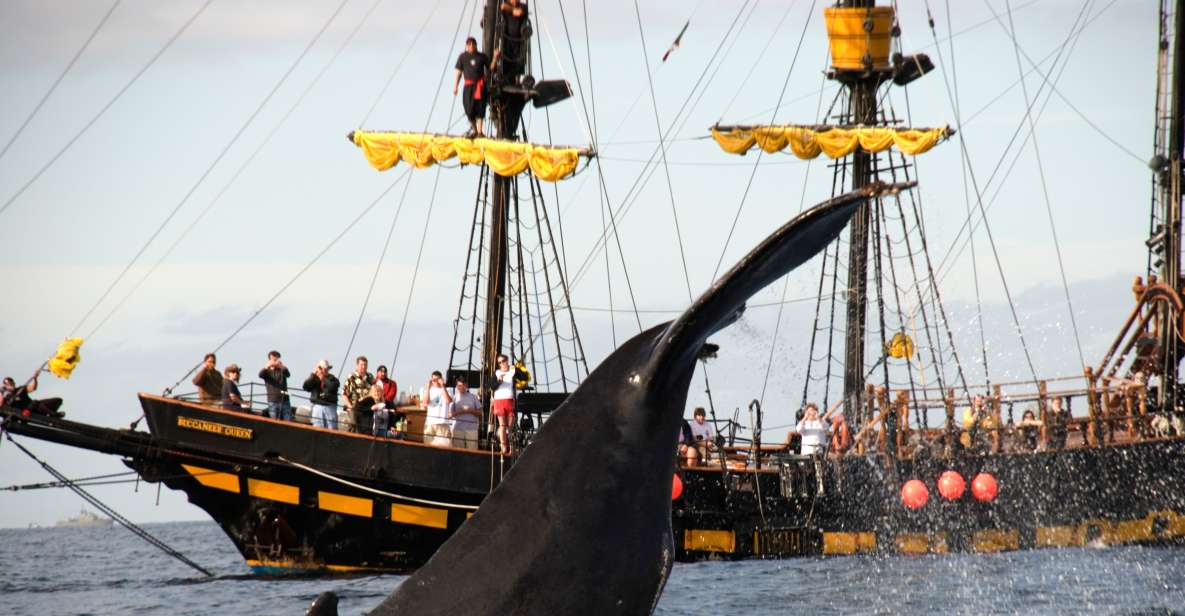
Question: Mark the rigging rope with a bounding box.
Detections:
[631,0,698,301]
[87,0,390,341]
[0,0,213,221]
[358,1,441,127]
[709,0,819,284]
[1000,0,1088,369]
[276,456,479,510]
[70,0,352,341]
[166,167,412,394]
[0,0,121,165]
[6,433,214,577]
[391,0,477,368]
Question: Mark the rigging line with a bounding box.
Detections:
[937,0,1041,386]
[86,0,389,341]
[932,0,991,388]
[358,1,441,127]
[710,0,818,284]
[1000,0,1087,369]
[6,433,214,577]
[631,0,696,301]
[70,0,352,340]
[530,0,760,347]
[719,0,796,121]
[554,0,622,340]
[165,168,412,395]
[0,0,121,165]
[391,0,475,368]
[924,0,1105,289]
[277,456,479,509]
[0,0,213,221]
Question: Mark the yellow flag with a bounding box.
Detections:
[47,338,84,379]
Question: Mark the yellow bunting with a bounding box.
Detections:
[47,338,83,379]
[710,125,948,159]
[351,131,584,181]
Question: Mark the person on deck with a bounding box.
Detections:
[796,402,831,456]
[830,411,851,456]
[1048,397,1069,450]
[499,0,529,68]
[375,365,397,405]
[423,371,453,447]
[2,374,64,418]
[677,418,699,466]
[689,407,715,462]
[221,364,248,412]
[258,350,291,420]
[358,383,392,437]
[1017,408,1043,451]
[303,359,340,430]
[492,354,517,455]
[449,376,483,450]
[452,37,500,137]
[375,364,402,437]
[342,356,375,434]
[192,353,223,405]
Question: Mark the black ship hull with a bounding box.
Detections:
[6,397,1185,573]
[674,436,1185,559]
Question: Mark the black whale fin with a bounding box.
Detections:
[306,591,339,616]
[359,184,900,615]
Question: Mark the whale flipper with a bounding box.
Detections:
[359,185,895,615]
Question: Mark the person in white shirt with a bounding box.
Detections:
[795,402,831,456]
[491,354,516,455]
[448,376,482,450]
[422,370,453,447]
[689,407,715,462]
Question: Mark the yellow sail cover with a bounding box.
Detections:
[47,337,83,379]
[710,125,949,159]
[352,131,585,182]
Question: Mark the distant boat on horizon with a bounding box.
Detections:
[55,509,113,529]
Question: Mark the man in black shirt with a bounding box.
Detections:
[2,374,64,418]
[453,37,500,137]
[258,350,292,420]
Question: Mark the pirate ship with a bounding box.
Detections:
[2,0,1184,574]
[672,0,1185,559]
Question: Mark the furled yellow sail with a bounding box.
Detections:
[710,125,949,159]
[47,337,84,379]
[884,332,914,360]
[351,131,586,182]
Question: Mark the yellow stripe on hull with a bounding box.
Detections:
[181,464,240,493]
[247,478,299,504]
[318,491,373,518]
[391,503,449,529]
[683,529,736,553]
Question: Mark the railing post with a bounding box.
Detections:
[896,390,909,456]
[991,384,1003,453]
[1037,380,1049,449]
[944,388,955,457]
[1084,366,1101,447]
[1123,382,1137,440]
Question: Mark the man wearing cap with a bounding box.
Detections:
[220,364,248,412]
[303,359,341,430]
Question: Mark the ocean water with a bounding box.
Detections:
[2,521,1184,615]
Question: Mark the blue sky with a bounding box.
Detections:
[0,0,1157,527]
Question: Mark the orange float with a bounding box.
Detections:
[937,470,966,500]
[672,474,684,500]
[971,472,998,502]
[901,479,929,509]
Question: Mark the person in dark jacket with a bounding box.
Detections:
[2,374,64,418]
[221,364,248,412]
[303,359,340,430]
[258,350,292,420]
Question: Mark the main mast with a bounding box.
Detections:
[1155,0,1185,410]
[480,0,527,377]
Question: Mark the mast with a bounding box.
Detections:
[831,0,891,429]
[480,0,528,377]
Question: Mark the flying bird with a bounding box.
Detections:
[662,20,690,62]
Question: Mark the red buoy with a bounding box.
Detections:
[937,470,966,500]
[672,474,684,500]
[901,479,929,509]
[971,472,998,502]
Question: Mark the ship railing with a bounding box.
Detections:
[839,375,1169,460]
[172,381,534,452]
